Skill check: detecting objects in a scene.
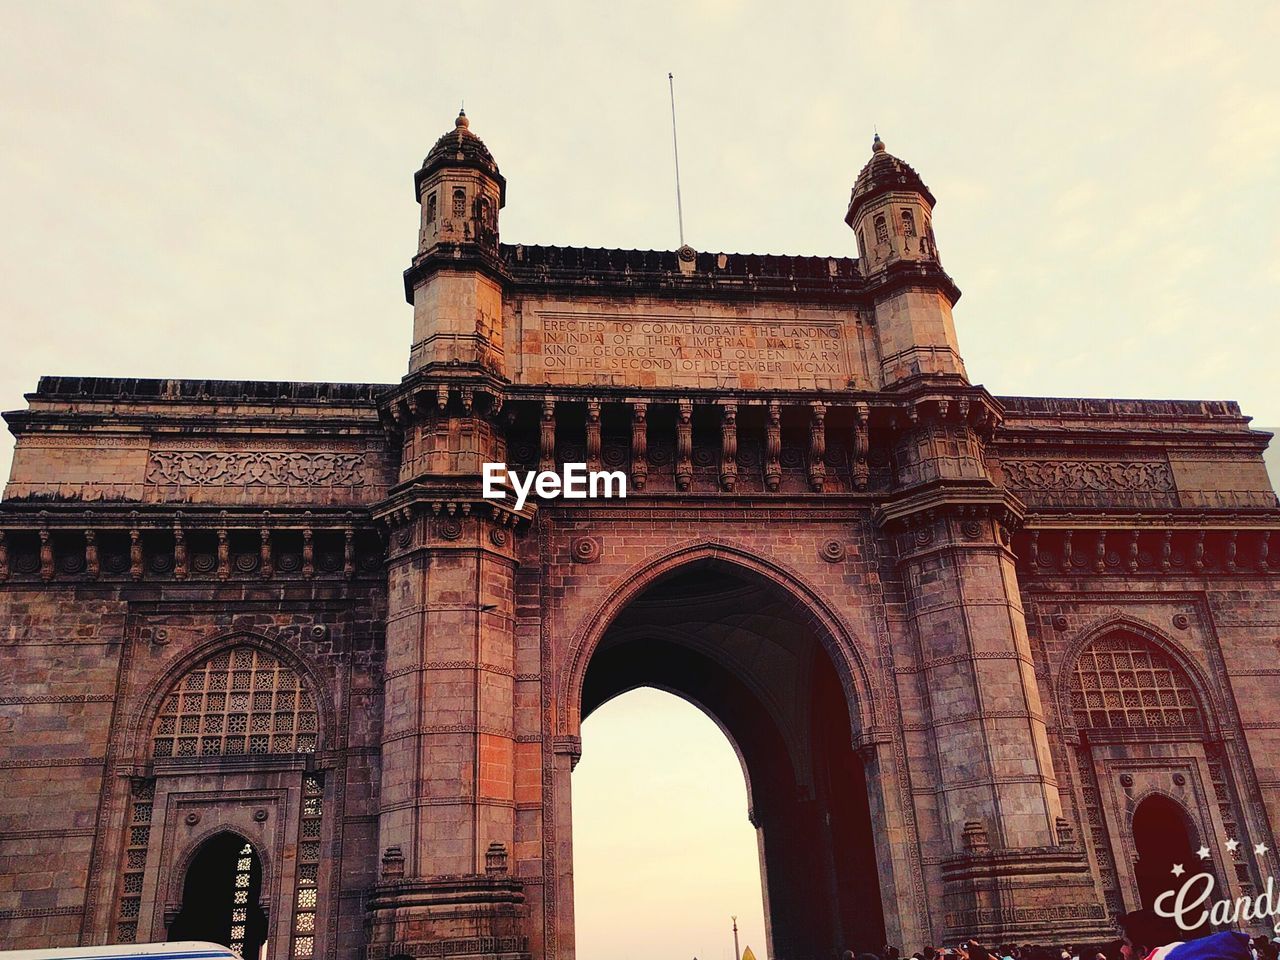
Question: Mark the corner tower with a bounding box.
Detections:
[404,110,508,375]
[368,114,529,960]
[846,135,967,387]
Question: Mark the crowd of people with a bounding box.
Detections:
[842,910,1279,960]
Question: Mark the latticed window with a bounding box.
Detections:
[901,208,918,237]
[452,188,466,217]
[1071,635,1201,730]
[113,780,155,943]
[291,773,325,958]
[874,214,889,245]
[152,646,318,758]
[230,843,254,956]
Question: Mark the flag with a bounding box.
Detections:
[1148,931,1253,960]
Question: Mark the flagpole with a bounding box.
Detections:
[668,72,685,247]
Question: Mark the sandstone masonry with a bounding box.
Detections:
[1,116,1278,960]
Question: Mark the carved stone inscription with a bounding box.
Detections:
[531,311,852,387]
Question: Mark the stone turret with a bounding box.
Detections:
[405,110,507,375]
[846,135,967,387]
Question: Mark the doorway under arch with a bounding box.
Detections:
[169,832,268,958]
[574,559,885,960]
[574,688,767,959]
[1132,794,1205,936]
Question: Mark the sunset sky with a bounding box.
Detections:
[2,3,1279,957]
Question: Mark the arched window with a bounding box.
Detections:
[152,646,318,758]
[900,209,917,237]
[452,187,466,218]
[857,229,866,259]
[874,214,889,245]
[1070,634,1201,731]
[426,192,437,224]
[477,194,491,225]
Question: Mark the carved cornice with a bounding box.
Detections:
[0,505,383,583]
[874,482,1026,532]
[1014,521,1279,578]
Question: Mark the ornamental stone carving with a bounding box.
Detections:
[1000,459,1174,492]
[146,451,365,487]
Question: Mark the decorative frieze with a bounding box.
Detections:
[146,451,365,487]
[1001,459,1174,492]
[0,513,381,583]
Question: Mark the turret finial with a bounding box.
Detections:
[872,133,885,154]
[456,106,469,130]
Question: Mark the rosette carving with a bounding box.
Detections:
[571,536,601,564]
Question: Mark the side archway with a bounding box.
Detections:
[168,831,269,957]
[1059,619,1247,917]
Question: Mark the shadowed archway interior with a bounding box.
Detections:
[1132,795,1205,938]
[579,560,885,959]
[169,832,268,958]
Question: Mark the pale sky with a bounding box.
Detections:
[2,3,1279,957]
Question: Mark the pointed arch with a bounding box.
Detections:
[558,539,877,742]
[127,629,335,766]
[169,826,272,902]
[1055,615,1223,739]
[167,830,269,957]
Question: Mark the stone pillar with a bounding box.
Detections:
[881,398,1109,943]
[366,499,529,959]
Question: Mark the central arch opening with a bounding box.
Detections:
[574,559,886,960]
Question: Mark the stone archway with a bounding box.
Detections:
[1132,794,1206,939]
[169,831,269,958]
[572,557,886,960]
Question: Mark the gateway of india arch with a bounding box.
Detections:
[2,112,1279,960]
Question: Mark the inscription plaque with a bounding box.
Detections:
[527,311,856,388]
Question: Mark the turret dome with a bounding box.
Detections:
[845,135,934,226]
[416,110,505,201]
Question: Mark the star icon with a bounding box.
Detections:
[1171,864,1186,877]
[1256,843,1270,857]
[1227,838,1240,853]
[1196,846,1211,860]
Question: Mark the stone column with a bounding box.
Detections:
[881,399,1108,943]
[369,392,530,959]
[366,501,529,958]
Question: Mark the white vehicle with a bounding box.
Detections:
[0,943,239,960]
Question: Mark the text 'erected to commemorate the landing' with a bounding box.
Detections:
[532,314,851,386]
